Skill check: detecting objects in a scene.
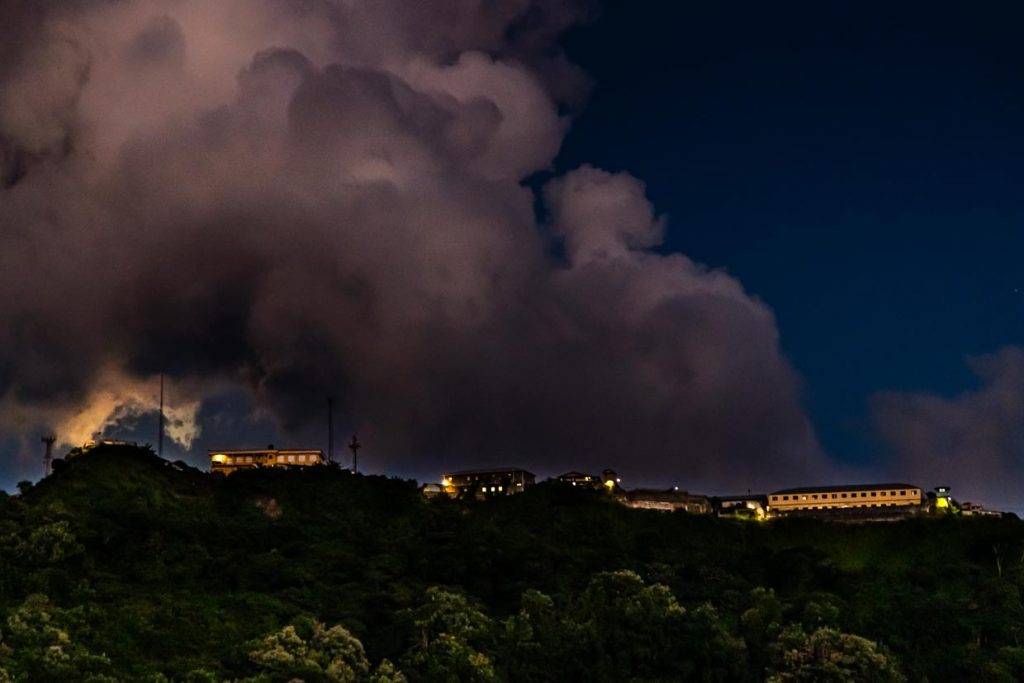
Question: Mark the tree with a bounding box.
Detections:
[401,588,496,682]
[0,594,112,681]
[767,625,906,683]
[245,617,373,682]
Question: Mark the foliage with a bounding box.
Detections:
[244,617,376,682]
[766,625,905,683]
[0,444,1021,681]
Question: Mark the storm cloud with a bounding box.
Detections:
[873,347,1024,508]
[0,0,823,488]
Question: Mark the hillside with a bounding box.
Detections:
[1,444,1023,681]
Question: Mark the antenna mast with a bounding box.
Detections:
[327,397,334,463]
[41,435,56,477]
[348,433,361,474]
[158,374,165,458]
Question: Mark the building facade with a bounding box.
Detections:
[768,483,922,513]
[557,471,601,487]
[712,495,768,519]
[619,489,711,514]
[209,447,326,475]
[441,467,535,496]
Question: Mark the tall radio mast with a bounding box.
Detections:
[158,374,165,458]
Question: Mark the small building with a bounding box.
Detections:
[557,470,622,491]
[768,483,922,514]
[557,470,601,487]
[441,467,535,496]
[931,486,954,511]
[712,494,768,520]
[619,489,711,515]
[960,501,1002,517]
[209,446,326,475]
[83,438,138,449]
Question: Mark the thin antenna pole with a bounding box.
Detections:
[348,433,361,474]
[327,397,334,463]
[158,374,165,458]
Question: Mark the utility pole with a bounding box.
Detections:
[158,374,165,458]
[348,433,361,474]
[41,435,56,477]
[327,397,334,463]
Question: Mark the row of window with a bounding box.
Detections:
[456,474,525,483]
[772,489,917,502]
[217,454,320,465]
[783,503,905,510]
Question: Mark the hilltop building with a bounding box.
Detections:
[209,446,326,475]
[557,471,602,487]
[441,467,535,496]
[768,483,922,513]
[619,489,711,514]
[84,438,138,449]
[557,469,621,491]
[712,494,768,520]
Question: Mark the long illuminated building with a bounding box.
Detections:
[441,467,535,495]
[768,483,922,513]
[209,447,326,475]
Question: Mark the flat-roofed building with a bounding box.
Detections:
[209,447,326,475]
[712,494,768,519]
[441,467,535,496]
[620,489,711,515]
[768,483,922,513]
[557,470,601,487]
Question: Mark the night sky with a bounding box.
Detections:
[556,0,1024,469]
[2,1,1023,508]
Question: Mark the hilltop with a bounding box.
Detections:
[0,444,1023,681]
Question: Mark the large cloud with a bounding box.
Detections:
[873,347,1024,509]
[0,0,823,488]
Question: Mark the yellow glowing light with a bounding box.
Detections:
[441,477,451,488]
[212,454,227,463]
[604,479,615,490]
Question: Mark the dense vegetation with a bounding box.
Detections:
[1,445,1023,681]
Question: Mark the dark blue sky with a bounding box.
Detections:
[554,0,1024,466]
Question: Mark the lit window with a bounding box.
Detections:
[498,486,503,492]
[278,455,285,462]
[244,456,252,464]
[297,455,306,462]
[288,455,295,462]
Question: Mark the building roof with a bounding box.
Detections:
[770,483,918,495]
[623,489,708,502]
[445,467,535,477]
[712,494,767,503]
[557,471,598,479]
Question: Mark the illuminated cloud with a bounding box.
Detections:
[873,347,1024,508]
[0,0,823,487]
